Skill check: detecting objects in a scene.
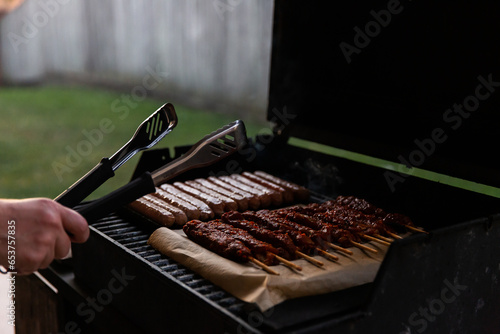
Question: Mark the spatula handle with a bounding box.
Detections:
[55,158,115,208]
[76,172,156,222]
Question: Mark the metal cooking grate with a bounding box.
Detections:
[90,214,247,315]
[85,190,332,329]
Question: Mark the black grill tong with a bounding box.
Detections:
[55,103,247,222]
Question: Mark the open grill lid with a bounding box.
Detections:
[266,0,500,189]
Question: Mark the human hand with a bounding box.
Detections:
[0,0,24,17]
[0,198,89,275]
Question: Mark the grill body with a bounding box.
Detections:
[72,143,500,333]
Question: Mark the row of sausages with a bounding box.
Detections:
[127,170,310,227]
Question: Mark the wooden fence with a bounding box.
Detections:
[0,0,274,116]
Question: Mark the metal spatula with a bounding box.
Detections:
[75,120,247,222]
[55,103,178,208]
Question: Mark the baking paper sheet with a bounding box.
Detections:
[148,227,389,311]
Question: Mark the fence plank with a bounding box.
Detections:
[0,0,274,115]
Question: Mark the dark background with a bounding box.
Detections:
[268,0,500,187]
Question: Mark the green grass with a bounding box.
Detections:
[0,85,268,200]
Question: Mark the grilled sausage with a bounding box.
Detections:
[155,186,201,221]
[128,197,176,227]
[184,180,238,212]
[218,175,272,207]
[143,194,188,225]
[164,182,215,220]
[173,182,225,216]
[230,174,282,206]
[253,170,310,202]
[207,176,260,210]
[192,178,249,211]
[241,171,293,204]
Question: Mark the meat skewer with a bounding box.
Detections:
[237,211,318,254]
[183,221,279,275]
[188,219,302,271]
[238,211,332,265]
[312,208,392,247]
[257,210,340,261]
[186,220,301,273]
[273,207,379,254]
[187,220,276,264]
[280,208,353,255]
[222,211,325,267]
[291,197,426,250]
[265,209,372,255]
[291,201,397,239]
[221,212,297,259]
[318,208,395,238]
[334,196,427,234]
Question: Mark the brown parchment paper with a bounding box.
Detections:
[148,227,389,311]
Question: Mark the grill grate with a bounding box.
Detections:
[89,213,248,316]
[76,190,335,333]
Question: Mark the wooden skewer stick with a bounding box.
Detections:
[316,248,339,262]
[295,250,324,267]
[325,242,353,255]
[405,225,429,234]
[374,234,394,243]
[350,240,378,254]
[249,256,280,275]
[274,254,302,271]
[360,234,391,247]
[386,231,403,240]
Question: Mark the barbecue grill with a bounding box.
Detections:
[24,1,500,333]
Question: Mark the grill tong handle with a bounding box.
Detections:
[76,172,156,222]
[55,158,115,208]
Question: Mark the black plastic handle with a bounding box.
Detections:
[55,158,115,208]
[76,172,156,222]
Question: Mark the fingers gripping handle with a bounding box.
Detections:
[76,172,156,222]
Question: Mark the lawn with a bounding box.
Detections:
[0,85,268,200]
